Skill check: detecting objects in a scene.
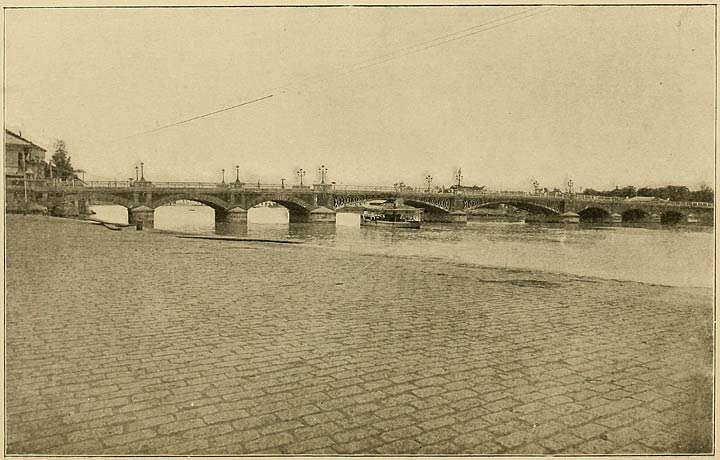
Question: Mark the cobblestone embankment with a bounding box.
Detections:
[5,216,713,454]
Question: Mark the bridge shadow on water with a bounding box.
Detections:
[216,221,339,241]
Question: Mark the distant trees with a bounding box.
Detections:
[690,184,715,203]
[582,185,637,198]
[582,184,713,203]
[51,140,77,180]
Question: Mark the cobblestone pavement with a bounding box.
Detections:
[5,216,714,455]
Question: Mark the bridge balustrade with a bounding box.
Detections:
[84,181,132,188]
[152,182,223,189]
[332,185,399,192]
[5,179,713,209]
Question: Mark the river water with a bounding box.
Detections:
[91,205,714,289]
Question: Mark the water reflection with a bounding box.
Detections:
[89,204,713,288]
[215,222,248,237]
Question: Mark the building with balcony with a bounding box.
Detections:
[5,129,47,179]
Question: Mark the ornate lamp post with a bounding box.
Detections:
[140,162,145,181]
[135,165,139,181]
[318,165,328,184]
[425,174,433,192]
[568,179,574,194]
[281,178,286,189]
[235,165,240,183]
[455,168,463,193]
[297,168,306,187]
[221,168,225,184]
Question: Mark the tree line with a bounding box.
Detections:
[581,185,714,203]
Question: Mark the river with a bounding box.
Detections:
[90,204,714,289]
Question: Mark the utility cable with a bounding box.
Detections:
[122,8,548,139]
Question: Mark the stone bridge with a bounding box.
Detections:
[7,179,714,229]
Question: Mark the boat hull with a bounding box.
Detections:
[360,220,421,229]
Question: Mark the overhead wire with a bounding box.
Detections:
[296,7,550,92]
[268,7,545,95]
[123,94,274,139]
[122,7,549,140]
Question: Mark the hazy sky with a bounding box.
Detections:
[5,5,715,190]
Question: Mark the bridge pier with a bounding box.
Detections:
[215,206,248,225]
[287,206,336,223]
[214,207,248,235]
[128,206,155,229]
[309,206,336,223]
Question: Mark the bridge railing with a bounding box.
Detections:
[152,182,223,189]
[573,194,624,202]
[150,182,303,190]
[7,180,715,208]
[662,200,714,208]
[84,181,133,188]
[332,185,400,192]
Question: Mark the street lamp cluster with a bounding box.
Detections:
[133,162,145,182]
[133,162,333,188]
[297,168,306,187]
[217,165,246,184]
[530,178,579,196]
[455,168,463,188]
[128,163,577,195]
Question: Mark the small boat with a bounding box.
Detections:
[360,206,422,228]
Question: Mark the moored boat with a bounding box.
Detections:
[360,205,422,228]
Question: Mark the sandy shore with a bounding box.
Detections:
[5,215,713,454]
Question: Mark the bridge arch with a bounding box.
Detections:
[333,194,452,213]
[401,199,451,214]
[333,197,391,211]
[621,208,648,223]
[661,210,685,225]
[577,206,612,223]
[244,195,316,222]
[151,193,230,211]
[467,200,560,216]
[80,192,135,209]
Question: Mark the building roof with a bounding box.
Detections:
[5,129,47,152]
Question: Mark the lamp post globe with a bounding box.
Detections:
[297,168,306,187]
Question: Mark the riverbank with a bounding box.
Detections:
[5,215,713,455]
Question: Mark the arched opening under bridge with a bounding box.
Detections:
[153,199,218,233]
[86,193,135,224]
[244,197,316,224]
[661,210,685,225]
[402,200,451,214]
[469,201,560,216]
[578,207,612,223]
[466,202,527,220]
[621,209,648,223]
[248,201,290,224]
